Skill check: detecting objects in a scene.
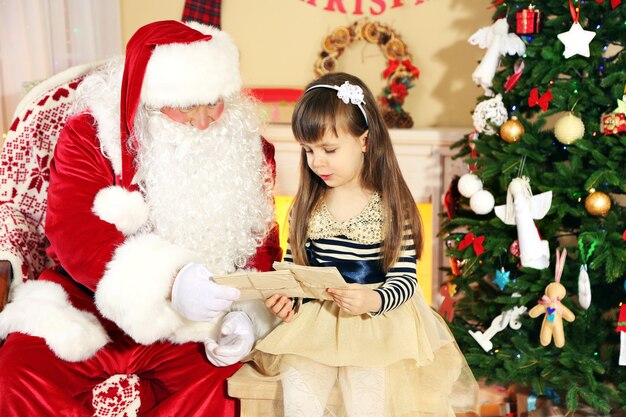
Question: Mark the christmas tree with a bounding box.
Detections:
[440,0,626,414]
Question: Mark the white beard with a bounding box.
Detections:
[134,95,274,275]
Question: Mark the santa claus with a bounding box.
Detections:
[0,20,282,416]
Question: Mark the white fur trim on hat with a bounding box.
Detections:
[0,281,110,361]
[92,186,149,235]
[141,23,242,109]
[95,233,222,345]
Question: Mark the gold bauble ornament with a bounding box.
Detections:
[500,117,525,143]
[554,112,585,144]
[584,191,611,216]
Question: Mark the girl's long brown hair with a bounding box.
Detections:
[289,72,423,271]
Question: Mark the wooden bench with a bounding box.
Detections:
[228,363,343,417]
[228,363,480,417]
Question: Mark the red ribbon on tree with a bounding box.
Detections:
[505,60,525,93]
[458,233,485,256]
[488,0,505,8]
[528,87,553,111]
[569,0,581,23]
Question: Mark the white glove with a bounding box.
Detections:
[204,311,255,367]
[171,263,240,321]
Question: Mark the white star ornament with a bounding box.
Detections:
[557,22,596,59]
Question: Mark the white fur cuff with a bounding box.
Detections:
[231,299,281,340]
[92,186,149,235]
[0,281,109,361]
[95,233,198,344]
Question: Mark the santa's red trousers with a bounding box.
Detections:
[0,271,241,417]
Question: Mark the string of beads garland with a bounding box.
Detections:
[314,20,419,128]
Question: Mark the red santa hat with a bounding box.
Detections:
[120,20,241,189]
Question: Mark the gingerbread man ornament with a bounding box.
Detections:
[438,283,461,322]
[529,248,575,348]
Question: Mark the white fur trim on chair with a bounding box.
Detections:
[92,186,149,235]
[0,280,109,361]
[95,233,221,345]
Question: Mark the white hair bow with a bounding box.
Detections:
[305,81,369,126]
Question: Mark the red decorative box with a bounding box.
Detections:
[516,9,542,34]
[602,113,626,135]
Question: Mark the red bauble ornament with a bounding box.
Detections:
[509,240,520,257]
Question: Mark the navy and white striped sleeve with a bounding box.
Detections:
[371,230,417,315]
[284,244,294,263]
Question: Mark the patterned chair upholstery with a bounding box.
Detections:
[0,62,99,295]
[0,61,142,417]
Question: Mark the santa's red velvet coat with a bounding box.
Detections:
[0,110,282,416]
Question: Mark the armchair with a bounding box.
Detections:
[0,62,101,310]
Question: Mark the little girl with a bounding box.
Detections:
[252,73,478,417]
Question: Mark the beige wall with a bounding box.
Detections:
[120,0,492,128]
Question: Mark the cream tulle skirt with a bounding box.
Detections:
[250,285,478,417]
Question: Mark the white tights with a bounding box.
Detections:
[282,360,385,417]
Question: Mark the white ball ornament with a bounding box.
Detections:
[458,173,494,215]
[458,173,483,198]
[470,190,495,214]
[472,94,509,135]
[554,112,585,144]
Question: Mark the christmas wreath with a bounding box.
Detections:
[315,20,419,128]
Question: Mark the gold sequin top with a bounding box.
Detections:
[307,192,383,245]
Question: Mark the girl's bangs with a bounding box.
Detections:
[293,94,347,144]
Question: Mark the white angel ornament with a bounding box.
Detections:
[495,177,552,270]
[468,18,526,96]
